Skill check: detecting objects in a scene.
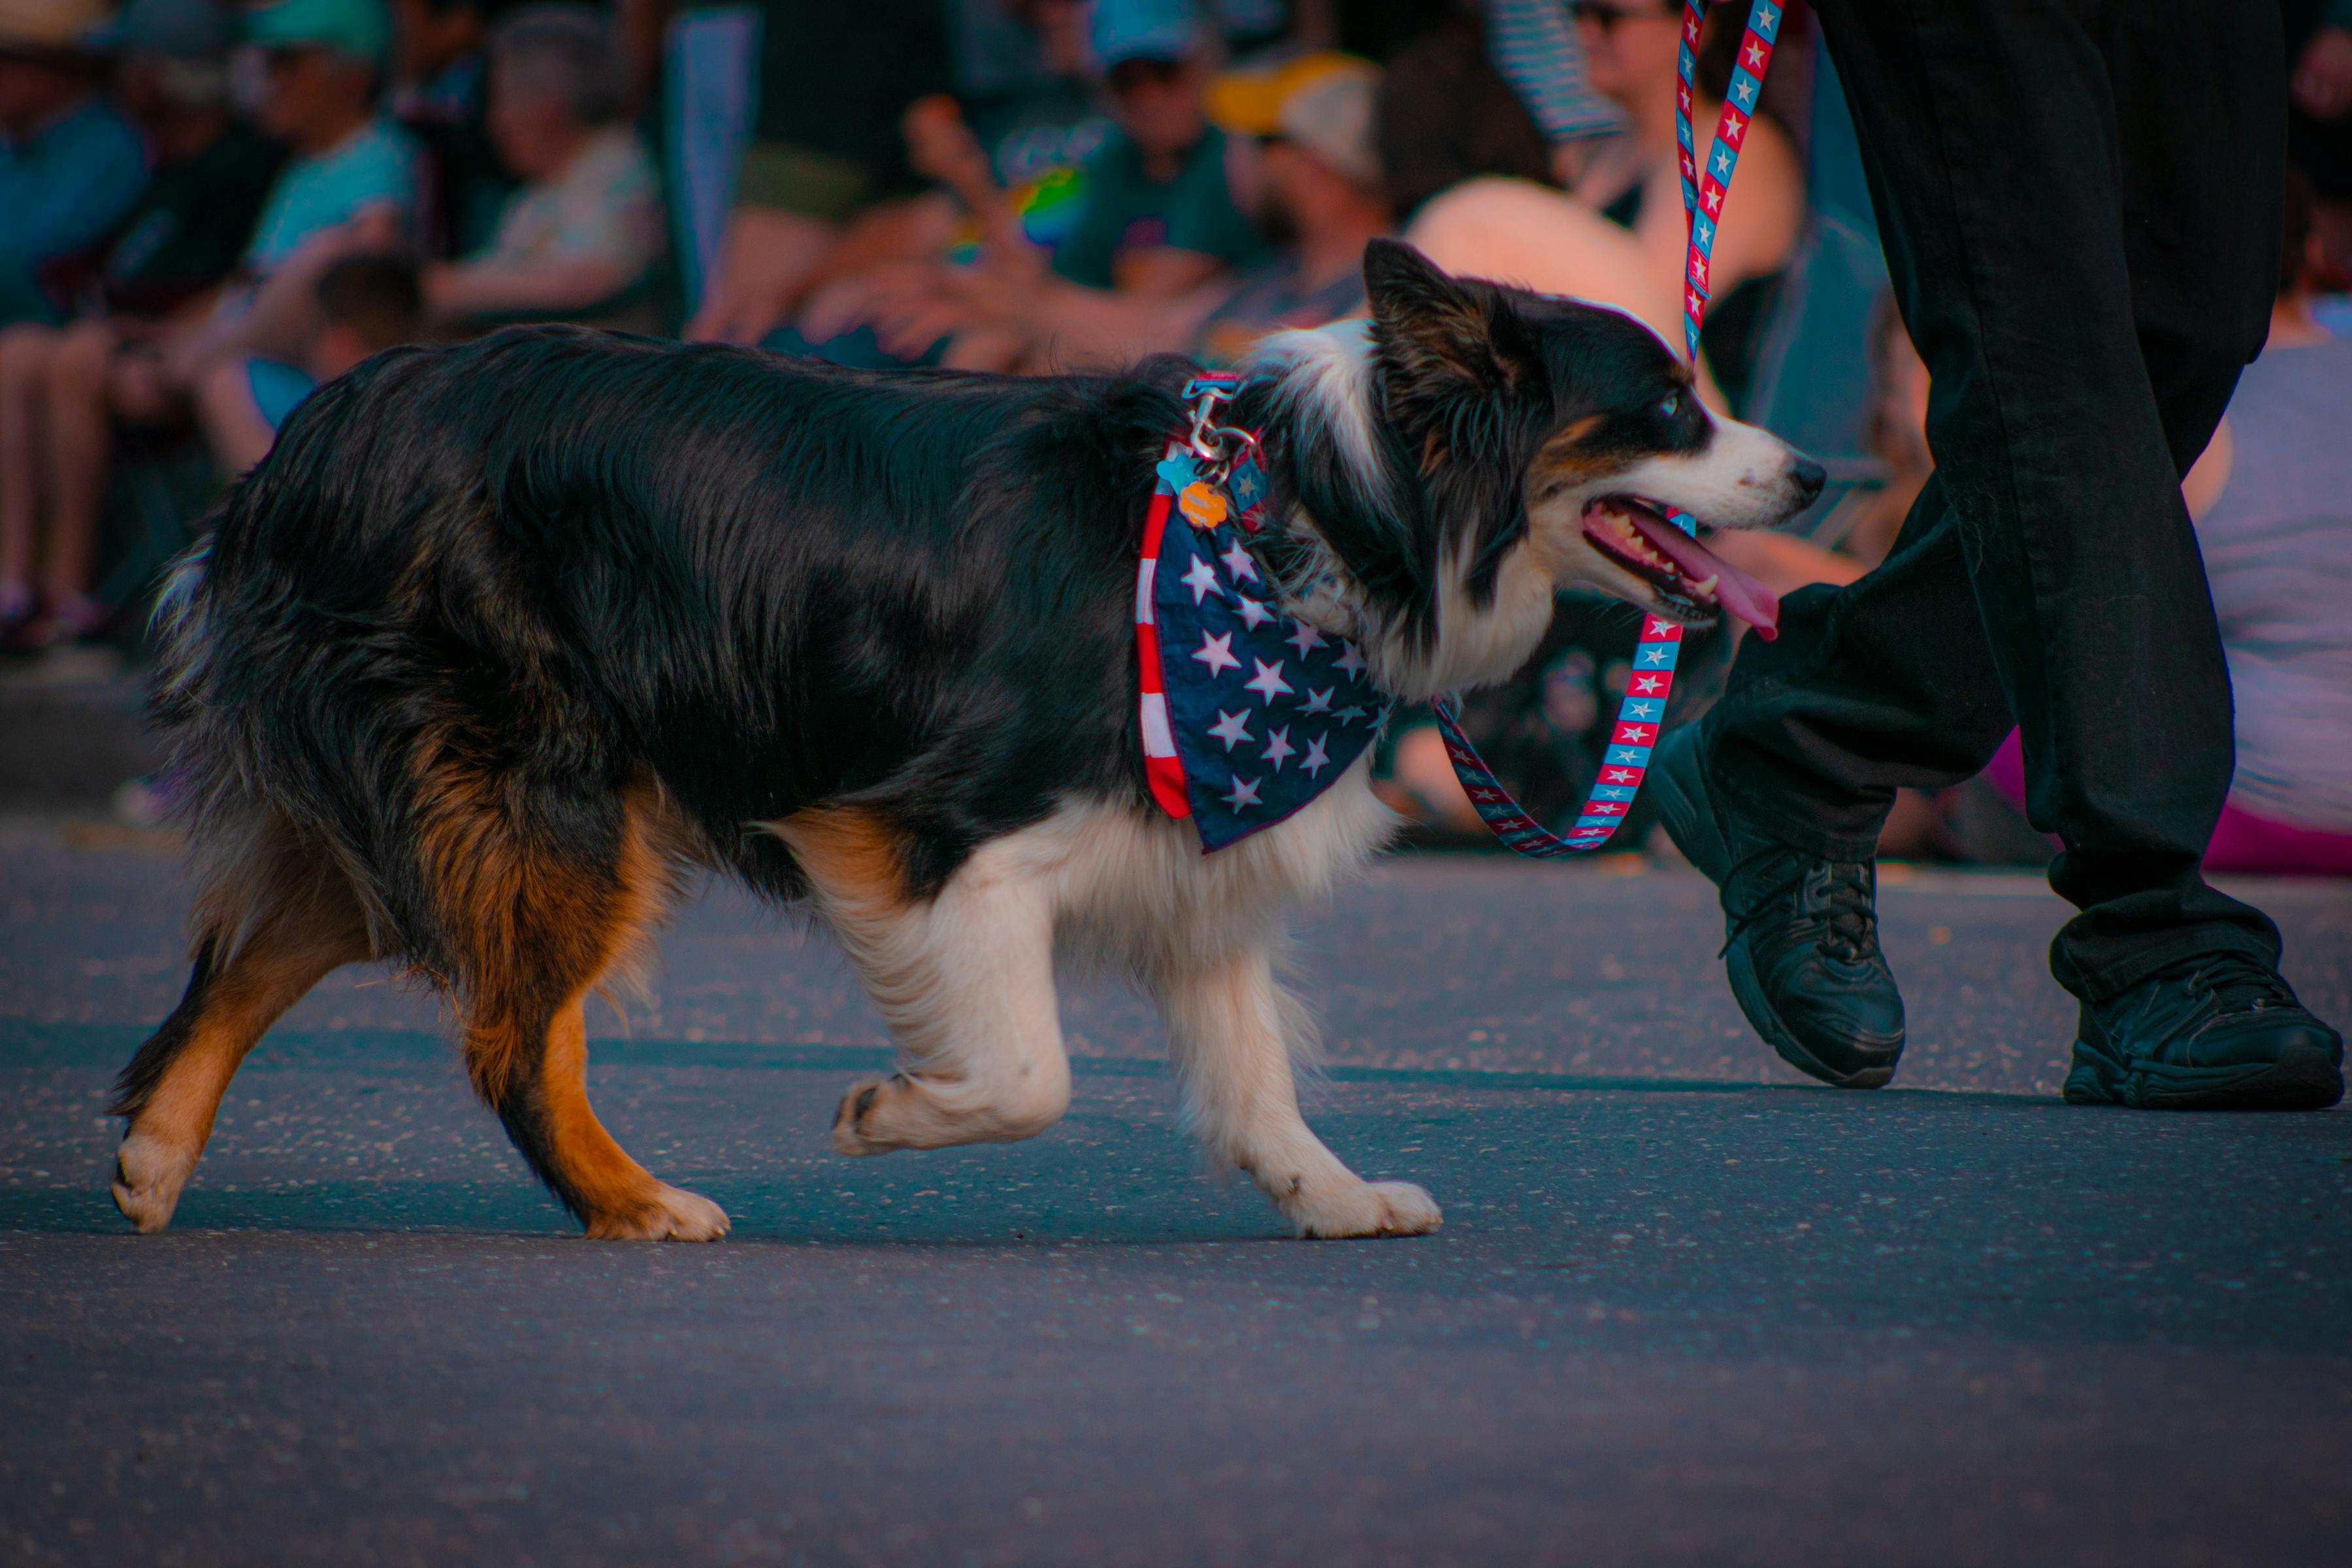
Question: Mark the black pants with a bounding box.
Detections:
[1703,0,2288,1002]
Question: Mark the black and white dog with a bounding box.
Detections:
[112,241,1819,1241]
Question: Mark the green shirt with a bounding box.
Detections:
[1051,125,1264,291]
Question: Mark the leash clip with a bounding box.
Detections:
[1181,377,1261,483]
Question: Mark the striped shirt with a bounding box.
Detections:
[1481,0,1626,144]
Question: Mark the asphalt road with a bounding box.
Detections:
[4,824,2349,1566]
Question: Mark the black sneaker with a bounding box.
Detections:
[1650,725,1906,1088]
[2063,954,2344,1111]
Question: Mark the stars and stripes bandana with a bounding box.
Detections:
[1136,404,1390,852]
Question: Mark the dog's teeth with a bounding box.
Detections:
[1691,574,1720,601]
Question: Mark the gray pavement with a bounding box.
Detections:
[3,824,2349,1565]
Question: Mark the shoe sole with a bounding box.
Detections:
[1726,938,1900,1090]
[2063,1041,2345,1111]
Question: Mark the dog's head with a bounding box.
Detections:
[1248,240,1822,698]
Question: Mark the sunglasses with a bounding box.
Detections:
[1567,1,1681,31]
[1106,56,1188,95]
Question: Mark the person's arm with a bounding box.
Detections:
[165,206,403,380]
[902,96,1030,261]
[1007,273,1224,366]
[422,253,640,317]
[1113,247,1228,298]
[2295,7,2352,120]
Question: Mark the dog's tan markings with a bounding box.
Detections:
[1529,416,1629,500]
[762,806,913,920]
[768,811,1075,1155]
[410,761,723,1240]
[110,815,375,1231]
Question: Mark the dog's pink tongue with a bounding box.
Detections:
[1627,508,1780,640]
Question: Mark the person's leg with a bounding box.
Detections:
[41,321,124,619]
[0,323,61,615]
[193,357,301,476]
[1716,0,2281,997]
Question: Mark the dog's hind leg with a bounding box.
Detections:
[110,818,374,1232]
[428,781,726,1241]
[768,809,1071,1155]
[1156,947,1440,1239]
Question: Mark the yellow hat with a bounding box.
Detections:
[1208,50,1373,139]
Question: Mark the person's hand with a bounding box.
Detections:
[902,95,992,195]
[866,272,1000,359]
[683,206,839,344]
[2295,25,2352,121]
[797,260,938,342]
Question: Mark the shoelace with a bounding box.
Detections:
[2170,954,2298,1020]
[1722,851,1879,964]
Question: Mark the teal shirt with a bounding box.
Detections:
[0,96,147,265]
[243,118,423,274]
[1051,125,1264,290]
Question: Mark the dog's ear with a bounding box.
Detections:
[1363,238,1534,421]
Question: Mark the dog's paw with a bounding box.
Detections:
[831,1075,904,1156]
[110,1132,199,1233]
[1293,1179,1443,1239]
[584,1184,730,1241]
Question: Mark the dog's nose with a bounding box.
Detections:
[1789,456,1827,504]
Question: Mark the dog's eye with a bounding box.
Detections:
[1656,392,1681,419]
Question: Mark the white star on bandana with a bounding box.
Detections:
[1243,659,1292,704]
[1180,556,1221,603]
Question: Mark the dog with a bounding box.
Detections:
[109,240,1821,1241]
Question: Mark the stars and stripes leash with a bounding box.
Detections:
[1433,0,1784,858]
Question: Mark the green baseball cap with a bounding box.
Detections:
[240,0,389,63]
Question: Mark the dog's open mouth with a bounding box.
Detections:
[1580,497,1780,639]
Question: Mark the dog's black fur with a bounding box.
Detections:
[112,242,1810,1239]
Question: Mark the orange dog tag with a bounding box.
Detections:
[1179,480,1230,529]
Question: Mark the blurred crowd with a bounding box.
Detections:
[3,0,2349,870]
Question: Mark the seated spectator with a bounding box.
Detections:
[1049,0,1262,295]
[419,5,663,330]
[779,0,1267,369]
[681,0,953,343]
[390,0,514,255]
[1382,12,1683,345]
[0,0,417,642]
[205,0,423,362]
[1565,0,1803,412]
[1980,171,2352,875]
[0,0,277,650]
[0,0,147,327]
[915,58,1385,371]
[770,0,1105,366]
[197,251,422,471]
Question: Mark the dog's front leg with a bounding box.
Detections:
[773,812,1073,1155]
[1155,947,1440,1238]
